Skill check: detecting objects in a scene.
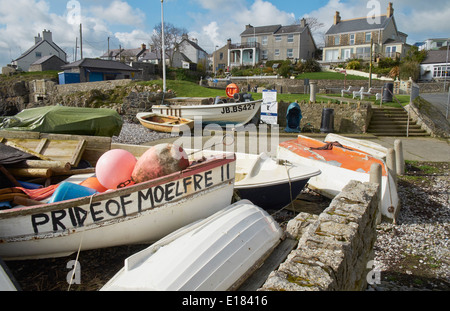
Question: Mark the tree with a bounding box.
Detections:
[150,22,187,68]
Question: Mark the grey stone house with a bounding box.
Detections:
[323,2,410,63]
[12,30,67,71]
[28,55,67,72]
[213,20,317,72]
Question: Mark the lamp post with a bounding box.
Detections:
[161,0,166,93]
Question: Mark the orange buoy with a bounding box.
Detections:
[226,83,240,98]
[131,144,190,184]
[80,177,109,193]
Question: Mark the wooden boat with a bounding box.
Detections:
[136,112,194,133]
[151,99,263,127]
[187,150,321,210]
[277,135,399,220]
[101,200,283,291]
[0,131,236,260]
[0,258,20,291]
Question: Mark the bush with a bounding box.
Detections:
[399,61,420,82]
[378,57,399,68]
[346,60,361,70]
[296,59,321,73]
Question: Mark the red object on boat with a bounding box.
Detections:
[226,83,240,98]
[132,144,190,184]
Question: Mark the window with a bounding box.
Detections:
[35,52,42,58]
[386,46,397,57]
[433,65,450,78]
[262,50,268,59]
[287,34,294,43]
[219,53,223,60]
[275,35,282,42]
[287,49,294,58]
[350,34,355,45]
[325,49,339,61]
[334,36,340,45]
[275,49,280,56]
[262,36,268,45]
[248,37,257,43]
[365,32,371,43]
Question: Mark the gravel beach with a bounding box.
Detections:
[5,122,450,291]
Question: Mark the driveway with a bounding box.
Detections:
[421,92,450,119]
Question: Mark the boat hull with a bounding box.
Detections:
[187,150,321,210]
[0,156,236,260]
[101,200,283,291]
[278,135,399,219]
[152,100,262,127]
[137,113,194,133]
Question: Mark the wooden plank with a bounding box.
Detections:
[34,138,48,154]
[0,130,40,140]
[237,238,297,291]
[2,141,50,161]
[69,139,87,167]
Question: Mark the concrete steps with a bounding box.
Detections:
[368,107,430,137]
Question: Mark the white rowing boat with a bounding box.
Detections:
[101,200,283,291]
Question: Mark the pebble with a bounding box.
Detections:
[112,121,173,145]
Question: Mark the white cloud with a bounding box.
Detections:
[90,0,145,27]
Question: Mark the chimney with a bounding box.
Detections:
[334,11,341,25]
[42,29,52,42]
[387,2,394,17]
[35,33,42,44]
[141,43,147,51]
[245,24,253,30]
[300,18,307,28]
[227,38,232,48]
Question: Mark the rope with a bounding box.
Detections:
[270,161,295,219]
[67,193,96,291]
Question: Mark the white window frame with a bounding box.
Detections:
[275,35,282,42]
[275,49,280,56]
[334,36,340,45]
[287,34,294,43]
[262,50,268,59]
[262,36,268,45]
[365,32,371,43]
[350,34,355,45]
[287,49,294,58]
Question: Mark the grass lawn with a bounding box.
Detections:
[295,71,369,80]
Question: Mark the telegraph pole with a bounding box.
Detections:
[80,24,83,59]
[161,0,167,93]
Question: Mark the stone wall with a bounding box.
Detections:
[278,101,372,133]
[54,79,133,96]
[260,180,379,291]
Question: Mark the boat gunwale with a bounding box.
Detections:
[0,155,236,219]
[152,99,263,110]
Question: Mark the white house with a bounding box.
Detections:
[420,50,450,81]
[172,35,208,69]
[12,30,67,72]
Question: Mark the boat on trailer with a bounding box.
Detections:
[101,200,284,291]
[277,135,399,220]
[136,112,194,133]
[0,131,236,260]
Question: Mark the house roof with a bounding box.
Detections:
[30,54,67,65]
[421,50,449,64]
[274,25,306,35]
[241,25,282,36]
[326,15,392,35]
[180,38,208,54]
[14,38,66,62]
[62,58,140,71]
[101,47,146,59]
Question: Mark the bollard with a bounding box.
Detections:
[310,82,317,103]
[386,148,397,186]
[370,163,383,225]
[394,140,405,176]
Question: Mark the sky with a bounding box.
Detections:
[1,0,449,67]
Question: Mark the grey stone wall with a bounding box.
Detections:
[260,180,379,291]
[278,101,372,133]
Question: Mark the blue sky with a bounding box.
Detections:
[1,0,449,67]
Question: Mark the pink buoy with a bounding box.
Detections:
[96,149,137,189]
[132,144,189,184]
